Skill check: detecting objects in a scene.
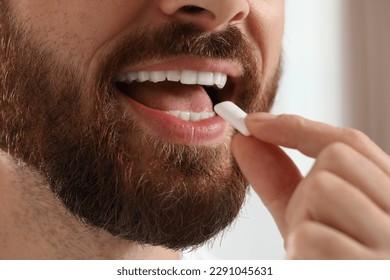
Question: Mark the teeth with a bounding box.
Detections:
[150,71,167,83]
[165,111,216,122]
[180,70,198,85]
[167,70,180,82]
[197,72,214,86]
[117,70,228,89]
[214,72,227,89]
[137,71,150,82]
[179,111,191,121]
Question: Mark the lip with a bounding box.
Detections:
[119,93,229,146]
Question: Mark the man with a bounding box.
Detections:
[0,0,389,260]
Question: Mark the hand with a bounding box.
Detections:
[231,113,390,259]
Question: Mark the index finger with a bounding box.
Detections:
[245,113,390,174]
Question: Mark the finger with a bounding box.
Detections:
[312,142,390,213]
[245,113,390,175]
[287,221,375,260]
[286,171,390,249]
[232,133,302,237]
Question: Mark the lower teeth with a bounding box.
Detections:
[164,110,216,122]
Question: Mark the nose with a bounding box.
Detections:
[159,0,249,31]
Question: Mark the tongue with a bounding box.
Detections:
[127,82,214,112]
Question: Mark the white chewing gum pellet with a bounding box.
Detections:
[214,101,251,136]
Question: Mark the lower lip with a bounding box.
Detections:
[119,93,228,146]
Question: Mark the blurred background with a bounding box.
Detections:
[186,0,390,259]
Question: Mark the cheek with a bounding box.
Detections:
[7,0,150,69]
[246,0,284,78]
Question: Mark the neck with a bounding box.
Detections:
[0,153,179,260]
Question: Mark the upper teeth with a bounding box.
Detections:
[117,70,228,89]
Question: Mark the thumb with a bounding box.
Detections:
[232,133,302,238]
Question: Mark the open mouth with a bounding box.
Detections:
[115,70,236,122]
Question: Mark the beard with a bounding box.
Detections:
[0,4,280,250]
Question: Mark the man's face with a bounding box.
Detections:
[0,1,284,249]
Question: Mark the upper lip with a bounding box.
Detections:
[117,56,242,78]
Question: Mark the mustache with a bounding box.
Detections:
[97,22,255,83]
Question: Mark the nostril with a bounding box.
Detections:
[160,1,249,31]
[179,5,206,14]
[230,11,247,23]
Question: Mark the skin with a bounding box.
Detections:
[3,0,388,260]
[0,0,284,259]
[233,114,390,259]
